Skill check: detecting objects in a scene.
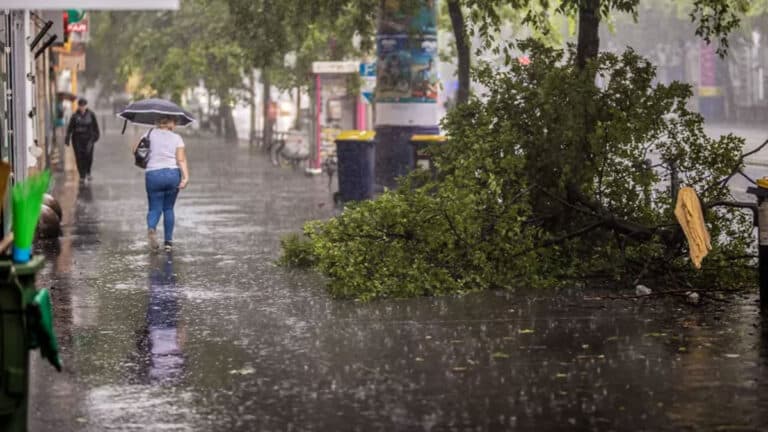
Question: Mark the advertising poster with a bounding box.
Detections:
[379,0,438,36]
[376,36,438,103]
[375,0,438,104]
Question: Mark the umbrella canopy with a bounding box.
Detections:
[117,98,195,127]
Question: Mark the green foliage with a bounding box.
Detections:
[282,42,754,300]
[87,0,752,103]
[691,0,749,55]
[86,0,246,103]
[85,12,143,92]
[301,172,539,300]
[279,233,317,268]
[118,0,245,101]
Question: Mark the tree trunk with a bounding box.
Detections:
[568,0,601,212]
[576,0,601,71]
[215,111,222,137]
[295,85,301,130]
[206,91,213,132]
[249,71,256,145]
[447,0,470,104]
[222,104,238,143]
[262,69,273,149]
[219,89,238,143]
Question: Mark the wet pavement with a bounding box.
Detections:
[27,131,768,431]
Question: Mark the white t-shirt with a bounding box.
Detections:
[144,129,185,171]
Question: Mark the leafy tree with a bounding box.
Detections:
[85,12,147,94]
[282,42,754,300]
[269,3,375,129]
[225,0,295,146]
[88,1,246,140]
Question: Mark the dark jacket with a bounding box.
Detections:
[65,109,100,145]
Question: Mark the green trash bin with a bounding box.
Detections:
[0,255,61,432]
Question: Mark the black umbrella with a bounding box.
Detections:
[117,98,196,129]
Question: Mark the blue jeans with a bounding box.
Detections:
[146,168,181,243]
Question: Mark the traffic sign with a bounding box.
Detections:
[360,62,376,104]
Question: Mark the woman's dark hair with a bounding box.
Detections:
[77,98,88,106]
[157,115,177,127]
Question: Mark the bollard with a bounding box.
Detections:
[37,205,62,239]
[42,194,62,221]
[0,255,61,432]
[746,186,768,313]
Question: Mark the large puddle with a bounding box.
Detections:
[27,132,768,431]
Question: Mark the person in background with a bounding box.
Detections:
[65,98,100,184]
[134,116,190,251]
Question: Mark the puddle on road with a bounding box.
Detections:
[27,135,768,431]
[85,384,200,431]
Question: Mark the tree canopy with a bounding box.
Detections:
[282,41,754,300]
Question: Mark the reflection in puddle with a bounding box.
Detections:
[142,252,185,385]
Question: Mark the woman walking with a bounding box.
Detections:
[139,116,189,251]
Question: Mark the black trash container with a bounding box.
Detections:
[335,131,376,202]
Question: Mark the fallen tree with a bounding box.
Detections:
[281,41,756,301]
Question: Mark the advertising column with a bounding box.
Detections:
[375,0,439,190]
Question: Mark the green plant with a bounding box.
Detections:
[282,41,754,300]
[278,233,318,268]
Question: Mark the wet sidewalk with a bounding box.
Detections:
[28,132,768,431]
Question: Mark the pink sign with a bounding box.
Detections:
[700,41,717,87]
[67,22,87,33]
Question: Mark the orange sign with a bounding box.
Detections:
[268,102,278,121]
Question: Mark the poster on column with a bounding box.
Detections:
[376,0,438,105]
[376,35,438,104]
[379,0,438,35]
[374,0,440,127]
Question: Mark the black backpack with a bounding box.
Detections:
[134,128,154,169]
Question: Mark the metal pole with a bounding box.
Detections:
[2,13,12,237]
[10,10,31,182]
[314,74,321,172]
[70,67,77,94]
[249,71,256,147]
[305,74,322,175]
[758,197,768,313]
